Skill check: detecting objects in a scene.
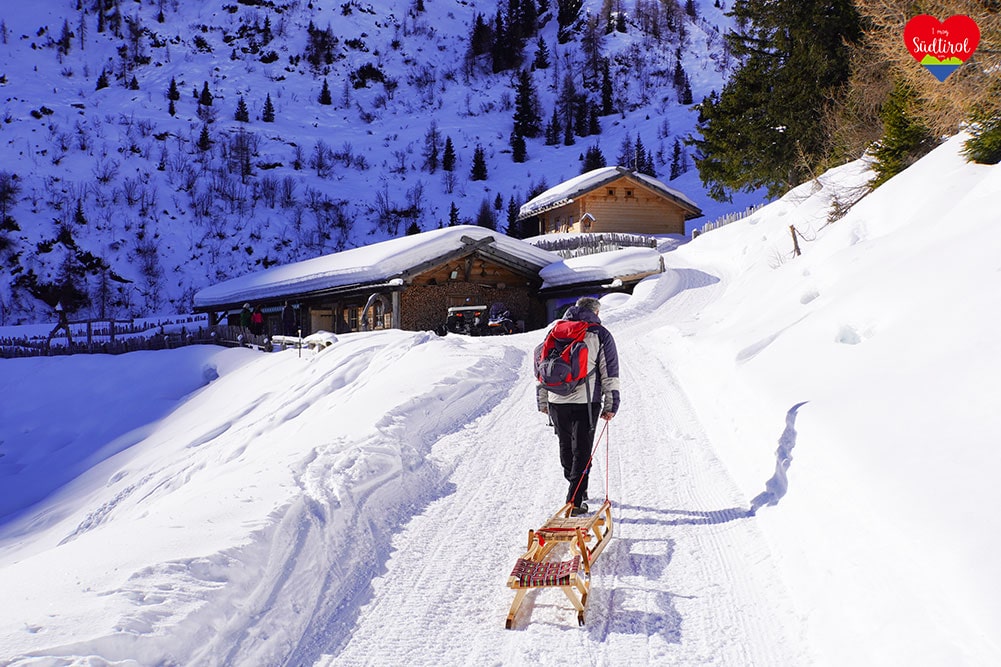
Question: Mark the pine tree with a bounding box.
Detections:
[513,69,542,139]
[545,107,561,146]
[470,144,488,180]
[491,10,511,73]
[582,144,606,172]
[670,138,685,180]
[588,105,601,135]
[262,93,275,122]
[617,134,633,167]
[167,76,180,101]
[197,124,212,151]
[870,80,933,187]
[318,79,332,105]
[406,221,421,235]
[506,196,521,236]
[95,69,109,90]
[691,0,862,199]
[198,81,213,106]
[128,75,139,90]
[58,20,72,57]
[510,132,527,163]
[532,36,550,70]
[600,58,613,115]
[469,13,493,57]
[475,197,497,229]
[168,98,176,117]
[73,199,87,226]
[235,96,249,122]
[423,121,442,173]
[442,136,456,172]
[448,201,460,226]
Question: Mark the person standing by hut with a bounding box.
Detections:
[282,301,297,337]
[240,303,252,336]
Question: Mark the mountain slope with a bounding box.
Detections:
[0,0,756,323]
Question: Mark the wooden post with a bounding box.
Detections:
[790,225,801,257]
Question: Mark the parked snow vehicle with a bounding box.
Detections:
[487,302,516,335]
[444,305,489,336]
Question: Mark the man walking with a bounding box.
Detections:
[537,296,620,516]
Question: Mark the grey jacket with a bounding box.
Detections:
[536,306,620,414]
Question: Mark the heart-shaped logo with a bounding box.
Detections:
[904,15,980,81]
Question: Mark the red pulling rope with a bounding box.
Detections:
[569,419,611,505]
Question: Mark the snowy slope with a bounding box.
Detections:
[2,134,1000,666]
[0,0,754,323]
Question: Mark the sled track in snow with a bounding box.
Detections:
[312,271,811,665]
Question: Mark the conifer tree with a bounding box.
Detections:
[95,69,109,90]
[423,121,442,173]
[128,75,139,90]
[600,58,613,115]
[582,144,606,172]
[442,137,456,172]
[512,69,542,139]
[167,77,180,101]
[469,13,493,57]
[197,124,212,151]
[448,201,460,226]
[198,81,213,106]
[870,80,933,187]
[511,133,527,163]
[691,0,861,199]
[545,107,561,146]
[506,196,521,236]
[475,197,497,229]
[74,199,87,226]
[617,134,633,167]
[491,10,512,73]
[318,79,332,105]
[533,36,550,70]
[262,93,275,122]
[670,138,686,180]
[235,96,249,122]
[168,98,176,117]
[470,144,488,180]
[58,20,72,58]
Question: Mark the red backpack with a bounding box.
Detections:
[534,320,596,396]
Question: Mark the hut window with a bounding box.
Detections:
[625,188,634,198]
[607,188,615,196]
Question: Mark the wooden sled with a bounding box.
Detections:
[505,499,613,629]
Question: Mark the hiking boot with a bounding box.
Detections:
[570,503,589,517]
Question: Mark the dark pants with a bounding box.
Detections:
[549,402,599,507]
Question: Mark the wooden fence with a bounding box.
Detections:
[0,316,223,359]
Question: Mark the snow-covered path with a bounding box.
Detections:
[313,265,812,666]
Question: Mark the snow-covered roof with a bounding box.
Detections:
[539,247,664,290]
[193,226,561,308]
[518,166,701,220]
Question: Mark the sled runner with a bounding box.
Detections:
[505,500,613,629]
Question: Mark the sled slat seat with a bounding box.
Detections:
[504,500,613,629]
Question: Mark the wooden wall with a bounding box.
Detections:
[539,175,689,236]
[400,255,544,332]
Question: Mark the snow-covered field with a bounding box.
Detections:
[1,134,999,666]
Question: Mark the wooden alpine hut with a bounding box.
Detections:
[518,166,702,237]
[193,226,560,340]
